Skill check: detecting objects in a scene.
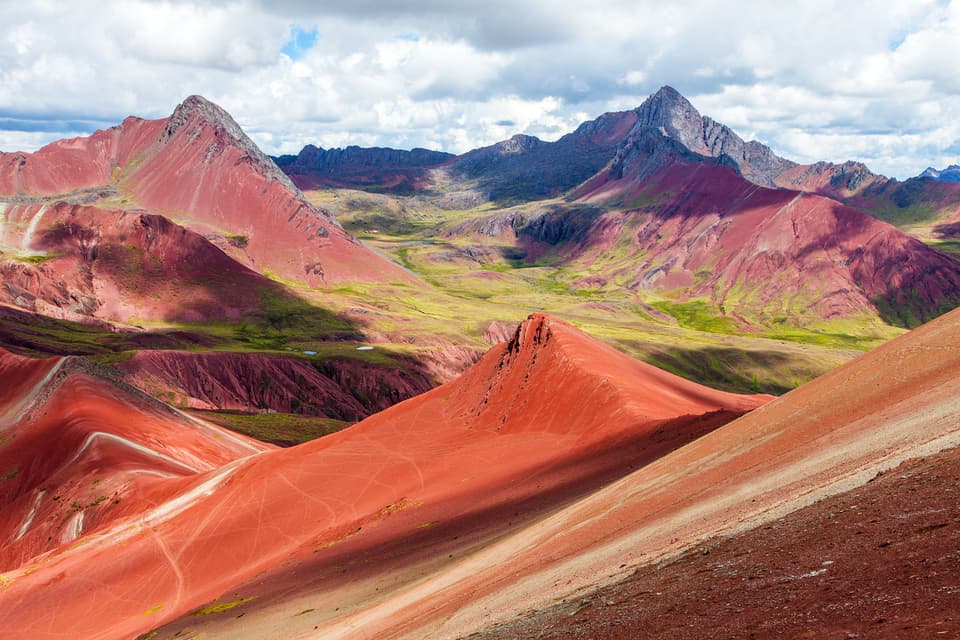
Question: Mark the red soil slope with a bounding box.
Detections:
[576,162,960,324]
[0,201,288,322]
[0,314,766,640]
[476,446,960,639]
[336,304,960,640]
[0,96,413,288]
[0,349,269,573]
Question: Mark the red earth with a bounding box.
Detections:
[124,305,960,640]
[473,446,960,639]
[0,349,270,573]
[331,304,960,640]
[3,306,959,639]
[1,201,294,323]
[0,314,767,640]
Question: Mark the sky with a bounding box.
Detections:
[1,0,958,179]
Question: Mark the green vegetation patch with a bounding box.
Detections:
[191,597,254,616]
[651,300,740,334]
[189,410,352,447]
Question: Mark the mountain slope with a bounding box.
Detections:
[571,159,960,328]
[476,444,960,639]
[321,298,960,640]
[0,348,269,572]
[0,201,293,323]
[0,96,415,291]
[0,314,767,640]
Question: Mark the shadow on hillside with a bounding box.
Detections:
[136,408,745,640]
[640,344,821,396]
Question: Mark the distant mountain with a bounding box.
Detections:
[618,88,960,227]
[447,110,638,202]
[273,144,453,194]
[919,164,960,182]
[273,87,959,235]
[573,158,960,328]
[274,112,639,203]
[618,86,883,196]
[443,87,960,329]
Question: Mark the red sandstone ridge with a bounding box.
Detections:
[0,96,415,288]
[116,349,435,420]
[0,314,766,640]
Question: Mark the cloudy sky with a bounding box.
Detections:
[1,0,957,178]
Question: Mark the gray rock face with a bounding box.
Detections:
[624,86,794,186]
[449,111,637,203]
[608,127,709,182]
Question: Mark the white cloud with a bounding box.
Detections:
[0,0,958,178]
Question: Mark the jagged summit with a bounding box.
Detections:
[624,86,794,185]
[920,164,960,182]
[633,85,704,148]
[493,133,543,154]
[160,95,302,195]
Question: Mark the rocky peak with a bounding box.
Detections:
[619,86,795,186]
[495,134,542,154]
[920,164,960,182]
[159,95,302,196]
[503,313,553,359]
[633,86,707,152]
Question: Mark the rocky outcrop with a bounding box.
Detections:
[162,95,304,197]
[118,350,435,420]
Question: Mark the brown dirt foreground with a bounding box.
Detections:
[472,447,960,640]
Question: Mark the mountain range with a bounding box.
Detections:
[285,87,960,330]
[2,85,960,639]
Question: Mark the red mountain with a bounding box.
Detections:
[0,201,291,323]
[274,292,960,639]
[0,96,415,323]
[569,152,960,326]
[0,314,767,640]
[379,303,960,640]
[0,348,269,572]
